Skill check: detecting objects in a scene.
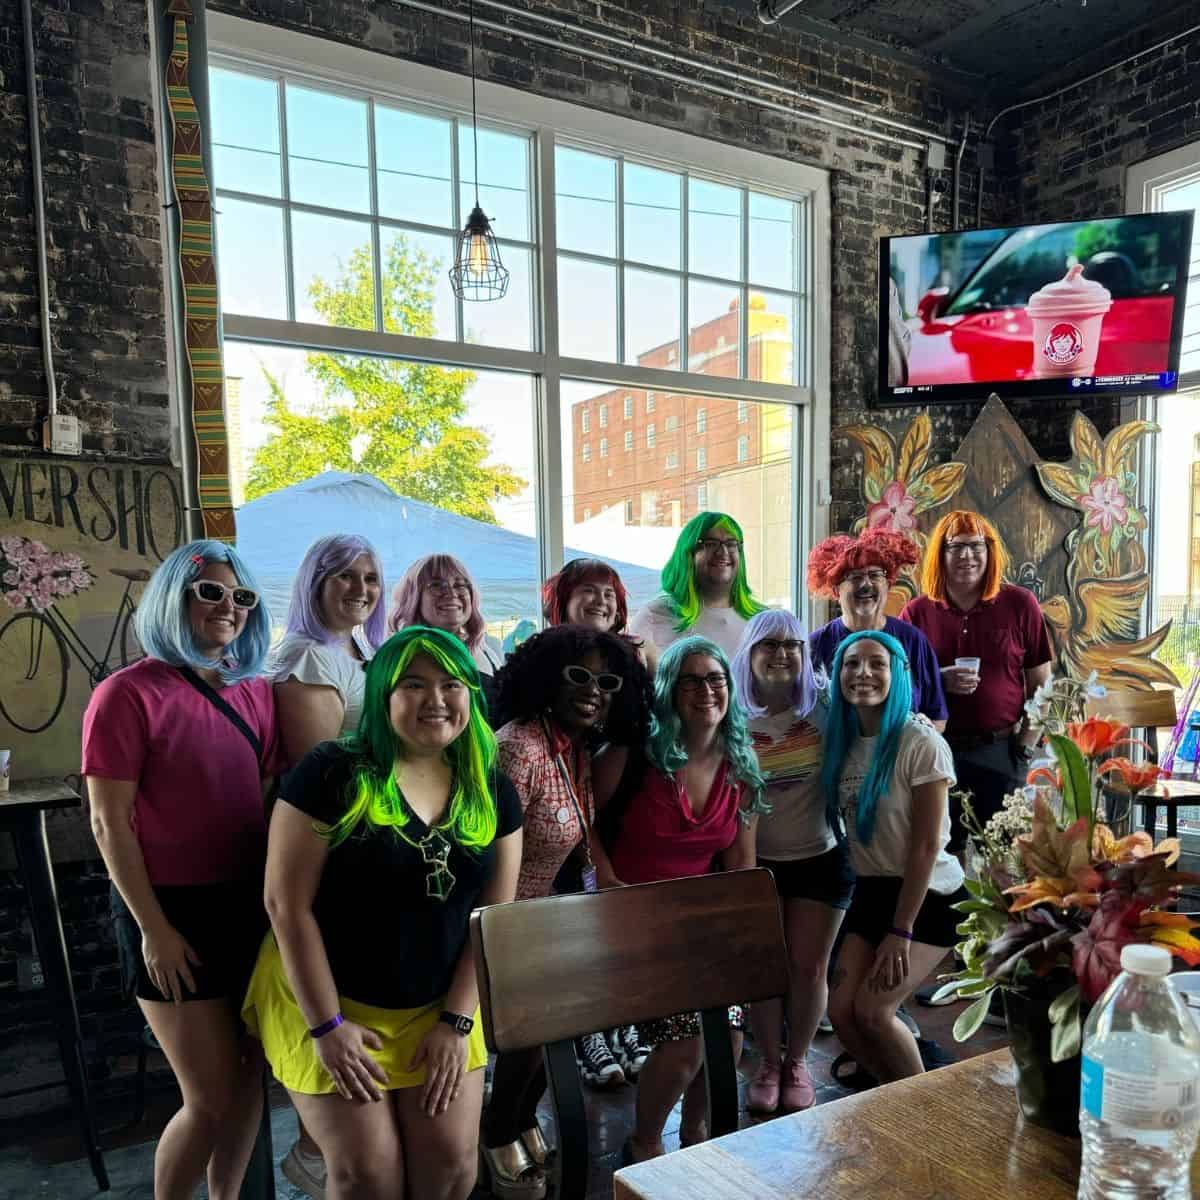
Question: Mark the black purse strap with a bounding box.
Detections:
[177,666,262,764]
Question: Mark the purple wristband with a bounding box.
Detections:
[889,926,913,941]
[309,1013,344,1039]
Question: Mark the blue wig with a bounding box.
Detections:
[821,629,912,845]
[730,609,820,720]
[135,539,272,684]
[647,635,766,816]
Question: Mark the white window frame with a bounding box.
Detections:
[207,13,832,619]
[665,451,679,469]
[623,394,632,419]
[646,423,656,449]
[697,446,707,470]
[599,403,608,427]
[697,482,709,508]
[697,408,707,434]
[737,434,749,462]
[599,436,608,458]
[581,408,590,433]
[624,430,633,452]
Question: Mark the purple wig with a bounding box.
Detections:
[286,534,387,651]
[730,608,820,720]
[387,553,487,654]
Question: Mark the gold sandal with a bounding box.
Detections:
[479,1139,547,1199]
[520,1124,555,1168]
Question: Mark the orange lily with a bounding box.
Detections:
[1026,764,1062,789]
[1140,911,1200,967]
[1092,824,1180,866]
[1097,757,1166,793]
[1005,876,1079,912]
[1067,717,1128,757]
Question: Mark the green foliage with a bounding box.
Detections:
[1047,733,1092,831]
[245,237,525,523]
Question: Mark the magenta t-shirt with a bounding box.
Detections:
[82,658,281,886]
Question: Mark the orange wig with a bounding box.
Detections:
[919,510,1008,603]
[806,528,920,600]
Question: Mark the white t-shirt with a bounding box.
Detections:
[836,719,963,894]
[268,634,369,737]
[628,595,751,663]
[749,703,834,861]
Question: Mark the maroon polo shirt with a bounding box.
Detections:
[899,584,1052,736]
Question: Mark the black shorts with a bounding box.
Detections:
[843,875,968,949]
[111,880,268,1004]
[759,843,855,910]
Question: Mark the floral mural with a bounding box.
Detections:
[1,536,96,612]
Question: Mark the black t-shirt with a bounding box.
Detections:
[282,741,523,1009]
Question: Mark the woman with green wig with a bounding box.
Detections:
[628,511,767,668]
[243,626,523,1200]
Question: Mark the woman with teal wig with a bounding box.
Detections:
[821,630,967,1086]
[628,512,767,669]
[243,626,523,1200]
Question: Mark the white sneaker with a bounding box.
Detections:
[282,1142,327,1200]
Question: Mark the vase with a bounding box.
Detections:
[1003,986,1082,1137]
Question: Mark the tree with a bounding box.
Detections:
[244,237,525,523]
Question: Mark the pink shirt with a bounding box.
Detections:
[609,761,744,886]
[82,658,281,886]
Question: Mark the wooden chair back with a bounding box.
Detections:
[471,869,787,1200]
[1084,688,1178,735]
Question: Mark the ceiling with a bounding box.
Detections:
[728,0,1198,97]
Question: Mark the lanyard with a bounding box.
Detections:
[540,716,593,870]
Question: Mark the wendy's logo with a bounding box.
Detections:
[1043,322,1084,365]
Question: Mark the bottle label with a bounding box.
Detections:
[1082,1054,1200,1129]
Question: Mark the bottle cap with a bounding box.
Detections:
[1121,944,1172,976]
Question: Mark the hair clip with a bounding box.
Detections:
[190,553,205,568]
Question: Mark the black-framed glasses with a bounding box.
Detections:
[843,569,888,587]
[425,578,472,596]
[677,672,728,694]
[187,580,259,610]
[696,538,741,556]
[945,540,988,558]
[756,638,803,656]
[562,664,624,693]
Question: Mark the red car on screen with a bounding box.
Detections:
[905,225,1178,387]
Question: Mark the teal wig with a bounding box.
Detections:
[821,629,913,845]
[660,512,767,633]
[328,626,498,851]
[647,635,766,816]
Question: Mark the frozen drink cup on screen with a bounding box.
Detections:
[1027,263,1112,379]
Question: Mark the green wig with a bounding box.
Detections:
[660,512,767,633]
[327,626,499,852]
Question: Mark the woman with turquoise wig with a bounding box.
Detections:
[822,630,966,1086]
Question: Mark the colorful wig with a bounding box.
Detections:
[821,629,913,845]
[286,534,387,650]
[647,636,765,810]
[919,510,1007,603]
[542,558,629,634]
[730,609,820,720]
[329,626,498,851]
[387,554,487,653]
[134,539,271,684]
[659,512,767,633]
[806,528,920,600]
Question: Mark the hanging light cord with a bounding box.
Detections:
[468,0,481,209]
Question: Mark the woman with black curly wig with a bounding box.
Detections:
[480,626,651,1199]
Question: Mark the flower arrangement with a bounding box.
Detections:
[0,535,96,613]
[939,672,1200,1062]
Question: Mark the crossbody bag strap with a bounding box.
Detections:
[540,716,593,869]
[177,666,263,764]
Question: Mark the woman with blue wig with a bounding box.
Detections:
[83,540,280,1199]
[730,609,852,1115]
[822,630,966,1085]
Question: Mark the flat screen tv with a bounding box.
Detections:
[878,211,1194,404]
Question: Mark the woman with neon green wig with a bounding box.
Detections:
[628,512,767,668]
[243,626,523,1200]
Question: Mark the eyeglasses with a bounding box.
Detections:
[187,580,259,610]
[425,578,471,596]
[756,638,803,656]
[843,569,888,587]
[696,538,741,556]
[945,541,988,558]
[677,672,728,694]
[562,664,624,693]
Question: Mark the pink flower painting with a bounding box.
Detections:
[1079,476,1129,535]
[866,481,918,532]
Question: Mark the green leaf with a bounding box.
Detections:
[1050,1008,1081,1063]
[952,991,993,1042]
[928,979,966,1004]
[1048,733,1092,827]
[963,878,988,899]
[864,474,881,504]
[1048,983,1080,1024]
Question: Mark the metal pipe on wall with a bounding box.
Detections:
[757,0,808,25]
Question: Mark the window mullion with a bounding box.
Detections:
[536,128,563,585]
[278,76,296,323]
[366,95,384,334]
[740,187,749,379]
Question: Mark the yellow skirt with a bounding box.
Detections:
[242,932,487,1095]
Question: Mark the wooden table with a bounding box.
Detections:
[0,780,108,1191]
[613,1050,1200,1199]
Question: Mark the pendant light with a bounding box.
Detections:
[450,0,510,302]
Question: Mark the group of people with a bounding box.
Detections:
[82,506,1052,1200]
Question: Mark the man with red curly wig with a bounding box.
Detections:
[807,528,947,729]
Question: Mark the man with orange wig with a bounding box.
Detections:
[900,511,1052,858]
[807,528,947,728]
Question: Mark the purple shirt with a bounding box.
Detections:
[809,616,949,723]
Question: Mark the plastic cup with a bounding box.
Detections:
[1026,263,1112,380]
[0,750,9,793]
[955,657,981,673]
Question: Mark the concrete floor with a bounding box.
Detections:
[0,996,1009,1200]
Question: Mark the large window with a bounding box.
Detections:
[207,14,829,631]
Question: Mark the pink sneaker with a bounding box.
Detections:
[780,1057,815,1111]
[746,1059,781,1114]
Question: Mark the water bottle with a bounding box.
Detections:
[1078,944,1200,1199]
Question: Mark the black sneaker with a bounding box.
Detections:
[578,1031,625,1088]
[611,1026,649,1080]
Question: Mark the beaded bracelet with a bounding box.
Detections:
[309,1013,344,1039]
[889,926,913,941]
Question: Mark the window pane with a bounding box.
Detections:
[376,107,453,228]
[689,178,741,281]
[217,198,287,318]
[1158,177,1200,375]
[558,256,617,361]
[459,125,531,242]
[748,192,795,290]
[285,85,370,213]
[556,147,616,258]
[625,163,681,270]
[291,211,374,329]
[747,290,796,385]
[687,280,740,378]
[625,268,680,368]
[211,69,281,198]
[380,228,456,340]
[461,244,533,351]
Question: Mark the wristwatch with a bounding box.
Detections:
[439,1010,475,1036]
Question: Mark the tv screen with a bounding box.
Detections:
[878,211,1195,404]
